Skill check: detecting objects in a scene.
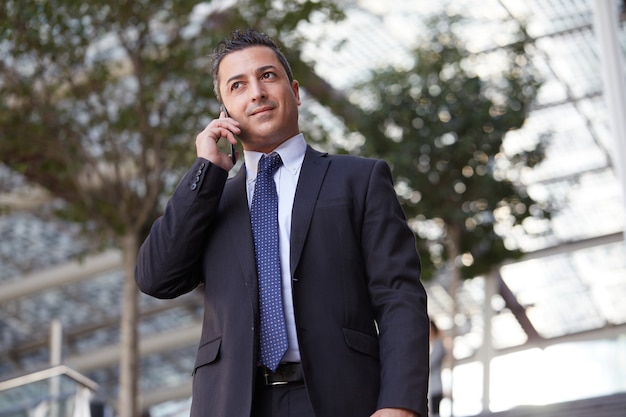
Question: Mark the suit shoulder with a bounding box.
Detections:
[306,145,390,176]
[324,152,384,167]
[327,153,391,175]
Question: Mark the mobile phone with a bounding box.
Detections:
[220,105,237,165]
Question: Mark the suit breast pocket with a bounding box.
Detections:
[314,197,356,228]
[315,197,353,209]
[312,197,361,260]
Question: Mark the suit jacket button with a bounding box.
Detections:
[190,183,197,190]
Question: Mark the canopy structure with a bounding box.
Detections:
[1,1,625,416]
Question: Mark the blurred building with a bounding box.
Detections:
[1,1,625,416]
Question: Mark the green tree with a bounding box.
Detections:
[345,16,551,391]
[0,1,342,415]
[343,14,551,407]
[354,13,549,283]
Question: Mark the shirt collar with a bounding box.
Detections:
[244,133,306,181]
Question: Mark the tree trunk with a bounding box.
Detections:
[118,233,140,417]
[445,222,462,417]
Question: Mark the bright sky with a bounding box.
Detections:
[447,338,626,416]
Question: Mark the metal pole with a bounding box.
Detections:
[592,0,626,234]
[49,320,62,417]
[481,272,496,413]
[50,319,63,366]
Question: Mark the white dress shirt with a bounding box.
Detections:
[244,133,307,363]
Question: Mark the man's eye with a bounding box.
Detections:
[231,82,241,91]
[261,72,276,80]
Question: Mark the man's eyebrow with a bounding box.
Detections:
[225,65,280,86]
[226,73,244,86]
[256,65,279,75]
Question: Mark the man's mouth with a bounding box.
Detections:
[249,105,275,116]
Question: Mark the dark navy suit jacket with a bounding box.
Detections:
[136,145,430,417]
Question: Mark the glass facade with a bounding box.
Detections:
[1,0,625,415]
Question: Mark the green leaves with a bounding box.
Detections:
[0,0,344,242]
[352,12,549,280]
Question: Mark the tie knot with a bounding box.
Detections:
[258,153,282,177]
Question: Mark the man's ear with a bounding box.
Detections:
[292,80,301,106]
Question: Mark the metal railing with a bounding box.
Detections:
[0,365,99,417]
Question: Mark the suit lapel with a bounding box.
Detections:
[290,146,329,276]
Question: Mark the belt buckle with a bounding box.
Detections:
[263,368,288,386]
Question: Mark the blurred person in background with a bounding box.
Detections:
[429,320,446,417]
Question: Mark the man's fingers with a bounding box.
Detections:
[198,124,236,144]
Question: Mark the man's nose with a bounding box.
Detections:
[250,80,267,101]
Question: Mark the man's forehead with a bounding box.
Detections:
[219,46,280,76]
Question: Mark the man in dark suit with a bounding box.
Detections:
[135,29,429,417]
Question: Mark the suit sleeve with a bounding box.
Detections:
[363,160,430,417]
[135,158,228,299]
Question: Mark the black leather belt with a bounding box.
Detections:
[257,362,304,386]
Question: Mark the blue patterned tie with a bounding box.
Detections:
[251,153,288,371]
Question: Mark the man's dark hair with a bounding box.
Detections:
[211,28,294,103]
